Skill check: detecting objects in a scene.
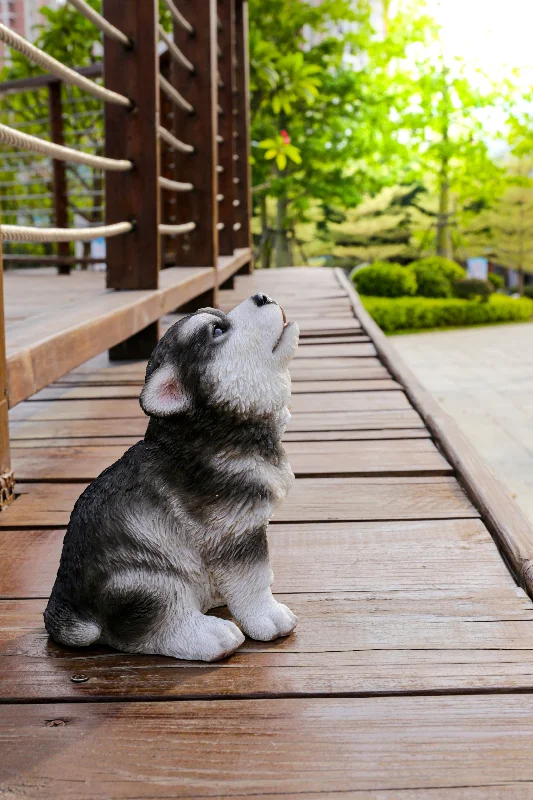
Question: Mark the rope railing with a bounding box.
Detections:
[161,0,194,34]
[158,125,194,154]
[0,123,133,171]
[159,222,196,235]
[66,0,130,47]
[0,23,131,107]
[158,26,194,73]
[159,74,194,114]
[158,176,194,192]
[0,221,132,243]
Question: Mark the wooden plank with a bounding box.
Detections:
[9,391,412,422]
[172,0,218,274]
[28,378,400,401]
[9,408,425,440]
[0,476,476,527]
[337,269,533,601]
[233,0,253,255]
[104,0,160,293]
[217,0,237,256]
[0,245,14,509]
[47,82,71,276]
[50,357,390,385]
[294,342,377,359]
[6,268,215,407]
[0,518,503,599]
[11,438,451,482]
[3,696,533,797]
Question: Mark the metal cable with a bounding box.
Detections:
[0,23,131,107]
[0,123,132,171]
[67,0,130,46]
[159,74,193,114]
[0,221,132,243]
[158,25,193,72]
[158,125,194,154]
[159,221,196,235]
[158,176,193,192]
[161,0,193,33]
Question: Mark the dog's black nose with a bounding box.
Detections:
[252,293,275,307]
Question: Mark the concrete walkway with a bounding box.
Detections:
[391,321,533,524]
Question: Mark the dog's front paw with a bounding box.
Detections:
[240,600,297,641]
[164,615,245,662]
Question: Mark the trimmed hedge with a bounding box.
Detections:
[453,278,494,301]
[409,256,466,284]
[361,294,533,333]
[524,285,533,299]
[410,261,453,298]
[353,261,417,297]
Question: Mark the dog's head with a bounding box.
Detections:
[140,293,299,420]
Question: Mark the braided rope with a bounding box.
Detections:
[67,0,130,46]
[158,25,193,72]
[161,0,193,34]
[0,23,131,107]
[159,75,193,114]
[216,222,225,230]
[233,222,242,231]
[0,221,132,243]
[158,125,194,154]
[159,222,196,235]
[0,123,133,171]
[158,176,193,192]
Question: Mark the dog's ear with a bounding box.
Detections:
[140,363,189,417]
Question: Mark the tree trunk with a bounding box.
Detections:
[436,66,453,260]
[275,195,290,268]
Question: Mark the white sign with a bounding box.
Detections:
[466,257,488,280]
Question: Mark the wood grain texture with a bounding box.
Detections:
[3,696,533,797]
[11,438,452,482]
[337,268,533,601]
[0,477,477,527]
[9,390,411,422]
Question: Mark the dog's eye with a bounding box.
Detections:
[212,325,225,339]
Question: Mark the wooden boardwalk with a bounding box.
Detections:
[2,267,533,797]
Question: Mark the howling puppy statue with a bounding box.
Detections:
[45,294,299,662]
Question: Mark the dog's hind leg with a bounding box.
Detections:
[100,572,244,662]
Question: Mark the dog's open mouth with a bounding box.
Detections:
[273,306,290,351]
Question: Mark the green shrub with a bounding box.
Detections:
[409,256,466,283]
[454,278,494,301]
[523,285,533,299]
[488,272,505,290]
[353,261,417,298]
[361,294,533,333]
[410,261,452,298]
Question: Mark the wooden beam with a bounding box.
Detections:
[48,82,71,276]
[336,268,533,600]
[103,0,160,357]
[172,0,219,307]
[233,0,253,271]
[217,0,236,256]
[0,246,14,510]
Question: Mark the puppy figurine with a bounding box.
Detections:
[45,294,299,662]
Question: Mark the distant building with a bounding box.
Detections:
[0,0,58,68]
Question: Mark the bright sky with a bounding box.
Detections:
[426,0,533,84]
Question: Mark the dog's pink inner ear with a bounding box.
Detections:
[140,364,188,417]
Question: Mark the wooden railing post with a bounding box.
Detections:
[171,0,219,307]
[0,245,14,510]
[103,0,161,359]
[217,0,236,257]
[48,81,71,276]
[233,0,253,271]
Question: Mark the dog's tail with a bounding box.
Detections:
[44,598,102,648]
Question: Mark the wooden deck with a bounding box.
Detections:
[2,267,533,796]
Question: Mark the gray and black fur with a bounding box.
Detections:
[45,294,299,661]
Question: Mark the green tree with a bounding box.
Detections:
[328,185,424,265]
[248,0,436,267]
